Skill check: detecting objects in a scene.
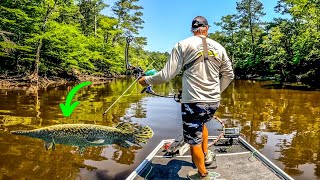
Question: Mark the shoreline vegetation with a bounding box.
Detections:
[0,73,123,89]
[0,0,169,87]
[1,73,318,92]
[1,0,319,89]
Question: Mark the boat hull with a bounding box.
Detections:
[126,136,293,180]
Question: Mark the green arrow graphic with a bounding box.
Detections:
[60,81,92,117]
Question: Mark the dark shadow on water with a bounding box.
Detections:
[261,83,319,91]
[95,169,133,180]
[138,159,195,180]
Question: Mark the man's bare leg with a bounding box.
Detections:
[190,144,207,176]
[202,124,208,154]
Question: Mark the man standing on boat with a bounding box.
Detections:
[139,16,234,180]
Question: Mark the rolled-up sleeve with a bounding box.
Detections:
[145,43,184,85]
[219,48,234,93]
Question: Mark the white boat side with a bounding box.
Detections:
[126,136,293,180]
[126,139,173,180]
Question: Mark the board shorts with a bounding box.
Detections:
[181,102,220,146]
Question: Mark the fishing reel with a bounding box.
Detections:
[141,85,155,94]
[139,69,181,102]
[140,84,182,101]
[140,69,157,95]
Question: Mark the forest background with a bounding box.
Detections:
[0,0,319,87]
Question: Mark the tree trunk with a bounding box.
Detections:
[105,32,109,43]
[34,39,42,81]
[94,14,97,36]
[125,38,130,69]
[231,31,235,70]
[112,34,119,46]
[94,2,97,37]
[112,14,122,45]
[249,18,256,62]
[32,2,57,82]
[280,67,286,85]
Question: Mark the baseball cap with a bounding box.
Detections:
[191,16,210,31]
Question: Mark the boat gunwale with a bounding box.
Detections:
[238,137,293,180]
[126,139,173,180]
[126,136,293,180]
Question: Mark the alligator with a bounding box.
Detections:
[10,123,153,153]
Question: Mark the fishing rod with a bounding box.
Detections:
[102,60,184,116]
[140,61,182,102]
[150,62,176,94]
[102,35,181,116]
[102,60,156,116]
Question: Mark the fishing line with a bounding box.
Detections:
[102,60,155,116]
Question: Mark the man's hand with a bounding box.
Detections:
[138,76,149,86]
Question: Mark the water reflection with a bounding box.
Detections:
[1,79,320,179]
[217,80,320,179]
[112,145,142,165]
[0,78,154,179]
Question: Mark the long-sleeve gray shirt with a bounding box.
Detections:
[145,35,234,103]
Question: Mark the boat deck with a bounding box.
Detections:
[128,137,291,180]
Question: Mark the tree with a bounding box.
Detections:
[0,0,150,78]
[0,0,36,73]
[78,0,107,36]
[32,0,60,81]
[236,0,265,62]
[259,19,295,82]
[111,0,144,44]
[98,16,122,44]
[274,0,320,86]
[0,31,20,58]
[215,14,238,66]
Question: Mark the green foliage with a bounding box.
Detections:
[112,0,144,36]
[1,0,318,87]
[0,0,167,78]
[211,0,320,87]
[78,0,107,36]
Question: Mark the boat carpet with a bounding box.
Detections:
[134,139,281,180]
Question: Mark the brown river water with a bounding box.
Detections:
[0,78,320,180]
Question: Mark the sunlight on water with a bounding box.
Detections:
[1,78,320,179]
